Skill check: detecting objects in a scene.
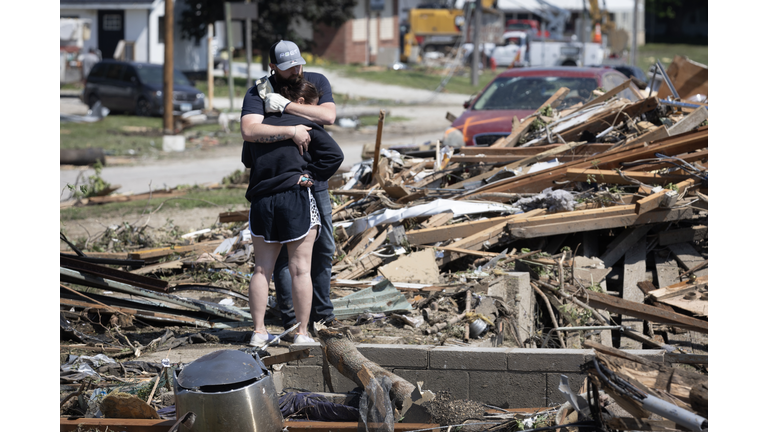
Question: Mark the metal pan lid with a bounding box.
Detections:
[177,349,266,389]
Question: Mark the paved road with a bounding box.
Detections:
[61,64,471,198]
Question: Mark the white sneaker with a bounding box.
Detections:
[293,333,315,344]
[249,331,277,347]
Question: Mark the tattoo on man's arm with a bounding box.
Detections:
[255,134,290,143]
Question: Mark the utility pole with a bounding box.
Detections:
[471,1,481,86]
[225,2,235,111]
[163,0,174,133]
[631,0,639,67]
[207,23,214,111]
[244,0,253,88]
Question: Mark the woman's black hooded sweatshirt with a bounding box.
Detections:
[242,113,344,202]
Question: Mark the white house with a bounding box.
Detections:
[60,0,224,73]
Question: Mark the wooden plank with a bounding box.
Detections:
[450,154,605,164]
[620,235,647,349]
[430,246,501,257]
[60,298,209,327]
[127,240,222,260]
[465,128,707,196]
[489,87,571,148]
[406,213,522,246]
[600,225,653,268]
[502,141,589,171]
[580,78,633,110]
[219,210,248,223]
[438,221,510,266]
[422,212,454,229]
[626,124,670,146]
[564,169,691,185]
[509,207,694,239]
[459,143,613,155]
[86,189,187,205]
[666,353,708,365]
[508,205,633,229]
[653,252,680,289]
[667,242,708,277]
[489,116,536,148]
[657,225,707,246]
[668,106,708,136]
[346,226,382,260]
[558,97,660,143]
[575,289,708,333]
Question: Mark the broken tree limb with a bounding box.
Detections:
[316,325,415,409]
[532,284,565,348]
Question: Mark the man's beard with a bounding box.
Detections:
[274,69,304,87]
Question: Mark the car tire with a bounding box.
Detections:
[135,98,152,117]
[87,94,99,109]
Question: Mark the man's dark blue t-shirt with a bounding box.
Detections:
[240,71,335,191]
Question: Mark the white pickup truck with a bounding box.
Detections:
[491,31,605,68]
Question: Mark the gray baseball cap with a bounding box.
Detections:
[269,40,307,71]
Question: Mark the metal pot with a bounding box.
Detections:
[173,349,283,432]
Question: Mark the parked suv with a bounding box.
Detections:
[82,60,205,116]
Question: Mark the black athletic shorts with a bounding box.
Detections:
[249,185,320,244]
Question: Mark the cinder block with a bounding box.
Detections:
[326,363,361,393]
[289,342,324,366]
[394,369,469,400]
[546,373,588,406]
[469,371,547,408]
[430,347,507,371]
[508,349,589,372]
[162,135,185,152]
[357,344,430,369]
[279,365,325,393]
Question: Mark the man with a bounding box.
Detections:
[80,48,100,84]
[240,40,340,337]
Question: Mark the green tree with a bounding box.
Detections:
[179,0,355,69]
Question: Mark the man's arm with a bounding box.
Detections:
[283,101,336,126]
[241,113,312,154]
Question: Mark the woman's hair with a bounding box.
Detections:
[279,79,322,104]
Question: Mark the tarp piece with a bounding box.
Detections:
[338,198,520,237]
[279,392,359,421]
[331,279,414,319]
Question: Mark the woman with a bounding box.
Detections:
[243,80,344,345]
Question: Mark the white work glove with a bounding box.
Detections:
[255,76,273,99]
[265,93,291,114]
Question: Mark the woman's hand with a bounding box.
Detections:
[291,125,312,155]
[298,175,313,188]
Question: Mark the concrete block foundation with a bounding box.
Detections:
[274,345,666,408]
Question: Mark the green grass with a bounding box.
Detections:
[636,43,708,74]
[358,115,410,127]
[60,115,243,155]
[61,186,249,222]
[194,76,252,100]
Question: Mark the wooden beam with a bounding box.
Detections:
[599,225,653,268]
[576,289,708,333]
[508,207,695,239]
[489,87,571,148]
[458,143,613,155]
[564,169,692,185]
[219,210,249,223]
[466,128,707,196]
[620,235,647,349]
[580,78,633,111]
[406,213,521,246]
[658,225,707,246]
[127,240,222,261]
[667,242,708,277]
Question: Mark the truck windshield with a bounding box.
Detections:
[473,76,598,111]
[136,66,192,86]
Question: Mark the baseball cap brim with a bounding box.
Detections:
[276,57,306,71]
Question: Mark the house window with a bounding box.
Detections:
[158,16,165,43]
[103,14,122,31]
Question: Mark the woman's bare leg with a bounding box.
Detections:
[285,227,318,337]
[249,237,282,334]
